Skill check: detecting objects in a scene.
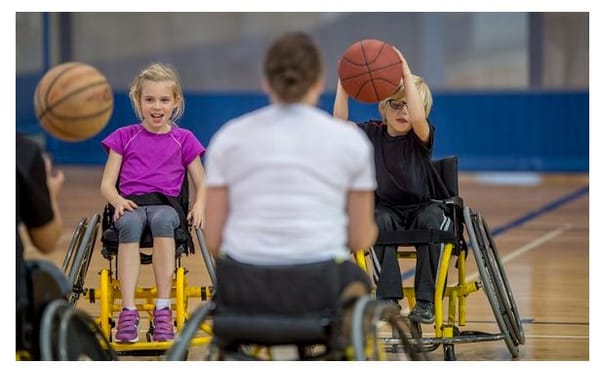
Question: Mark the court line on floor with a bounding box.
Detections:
[400,185,588,280]
[524,335,588,340]
[465,223,572,282]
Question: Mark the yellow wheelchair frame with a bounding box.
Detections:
[355,156,525,361]
[62,212,216,356]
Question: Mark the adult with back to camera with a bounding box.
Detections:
[334,47,452,324]
[204,32,378,310]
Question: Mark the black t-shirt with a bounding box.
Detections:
[357,120,447,205]
[16,134,54,309]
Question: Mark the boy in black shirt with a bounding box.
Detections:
[334,48,451,324]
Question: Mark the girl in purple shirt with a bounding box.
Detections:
[100,63,206,342]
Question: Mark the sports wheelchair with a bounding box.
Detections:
[166,256,427,361]
[61,176,217,357]
[17,259,117,361]
[355,156,526,360]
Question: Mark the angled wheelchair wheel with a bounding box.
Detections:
[464,206,520,358]
[475,211,526,345]
[57,307,118,360]
[166,302,216,361]
[39,299,71,360]
[351,296,428,361]
[66,213,101,305]
[62,217,88,274]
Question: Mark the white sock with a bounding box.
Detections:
[155,298,171,310]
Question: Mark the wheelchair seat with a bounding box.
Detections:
[212,257,346,351]
[100,174,194,264]
[375,156,464,247]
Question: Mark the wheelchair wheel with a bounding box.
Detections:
[57,307,118,360]
[166,302,216,361]
[351,296,427,361]
[475,210,526,345]
[464,206,520,358]
[67,213,101,305]
[39,299,71,360]
[62,217,88,274]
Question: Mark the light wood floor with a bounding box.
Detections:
[23,166,590,361]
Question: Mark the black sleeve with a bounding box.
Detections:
[16,135,54,228]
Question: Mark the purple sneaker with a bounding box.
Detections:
[115,309,139,342]
[151,307,174,341]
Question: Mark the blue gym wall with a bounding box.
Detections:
[17,74,588,172]
[16,13,589,172]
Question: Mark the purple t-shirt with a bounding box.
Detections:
[102,124,205,197]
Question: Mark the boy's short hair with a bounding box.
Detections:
[378,74,432,121]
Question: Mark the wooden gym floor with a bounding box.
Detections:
[22,166,590,361]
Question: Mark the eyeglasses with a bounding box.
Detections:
[387,100,408,111]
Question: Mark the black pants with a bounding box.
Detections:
[372,201,452,303]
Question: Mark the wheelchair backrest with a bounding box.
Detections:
[432,156,459,198]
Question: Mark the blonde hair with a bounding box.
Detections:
[378,74,432,121]
[128,63,185,122]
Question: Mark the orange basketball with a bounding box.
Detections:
[34,62,113,142]
[338,39,403,103]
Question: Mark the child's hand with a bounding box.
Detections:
[393,47,412,79]
[42,154,64,201]
[112,197,138,221]
[187,204,205,229]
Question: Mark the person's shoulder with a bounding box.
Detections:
[111,123,143,136]
[170,124,194,137]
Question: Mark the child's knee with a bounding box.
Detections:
[115,211,145,242]
[148,205,179,237]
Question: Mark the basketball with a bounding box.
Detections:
[34,62,113,142]
[338,39,403,103]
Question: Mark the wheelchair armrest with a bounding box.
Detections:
[431,195,464,208]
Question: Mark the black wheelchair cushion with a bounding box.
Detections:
[102,227,189,255]
[214,314,331,346]
[213,257,343,347]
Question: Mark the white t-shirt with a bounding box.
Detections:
[205,103,376,265]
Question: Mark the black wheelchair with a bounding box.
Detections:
[16,259,117,361]
[355,156,526,360]
[60,175,216,357]
[165,256,427,361]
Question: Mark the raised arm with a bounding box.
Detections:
[333,79,351,121]
[395,49,429,143]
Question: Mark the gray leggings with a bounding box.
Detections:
[115,205,180,243]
